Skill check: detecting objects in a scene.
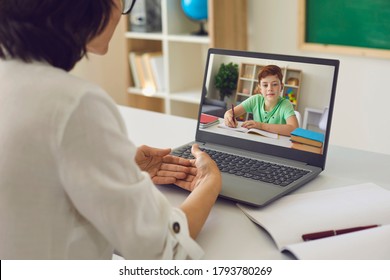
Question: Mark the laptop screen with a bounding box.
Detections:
[196,48,339,169]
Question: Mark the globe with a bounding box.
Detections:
[181,0,208,35]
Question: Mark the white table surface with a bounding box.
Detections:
[118,105,390,259]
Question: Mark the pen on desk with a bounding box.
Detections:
[302,224,380,241]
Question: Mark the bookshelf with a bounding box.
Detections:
[125,0,247,119]
[235,63,302,120]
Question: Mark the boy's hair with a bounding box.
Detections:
[257,65,283,84]
[0,0,114,71]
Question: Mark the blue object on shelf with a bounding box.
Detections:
[181,0,208,35]
[181,0,208,20]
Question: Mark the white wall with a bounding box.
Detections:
[248,0,390,155]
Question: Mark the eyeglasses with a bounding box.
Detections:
[121,0,136,15]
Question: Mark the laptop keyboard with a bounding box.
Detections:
[172,145,310,187]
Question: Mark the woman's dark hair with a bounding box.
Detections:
[0,0,115,71]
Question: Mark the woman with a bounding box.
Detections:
[224,65,299,136]
[0,0,221,259]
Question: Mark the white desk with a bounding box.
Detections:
[118,106,390,259]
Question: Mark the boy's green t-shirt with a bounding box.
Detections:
[241,94,295,124]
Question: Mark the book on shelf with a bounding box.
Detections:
[140,52,160,92]
[237,182,390,259]
[218,122,278,139]
[128,51,163,92]
[133,52,147,89]
[290,128,324,147]
[142,51,163,92]
[199,113,220,128]
[128,52,141,88]
[148,53,165,92]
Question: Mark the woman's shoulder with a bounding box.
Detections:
[4,59,116,119]
[30,60,110,103]
[4,59,104,94]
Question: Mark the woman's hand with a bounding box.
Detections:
[175,144,221,193]
[135,145,194,185]
[177,144,222,239]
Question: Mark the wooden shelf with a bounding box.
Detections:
[125,0,247,119]
[169,89,202,104]
[124,32,164,40]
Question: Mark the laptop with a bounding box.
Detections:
[172,48,339,207]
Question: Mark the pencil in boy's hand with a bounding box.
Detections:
[231,104,236,125]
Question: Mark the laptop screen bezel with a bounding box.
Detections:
[195,48,339,170]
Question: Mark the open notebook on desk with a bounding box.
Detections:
[237,183,390,259]
[217,122,278,139]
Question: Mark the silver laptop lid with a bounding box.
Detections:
[196,48,339,170]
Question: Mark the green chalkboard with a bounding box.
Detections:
[304,0,390,52]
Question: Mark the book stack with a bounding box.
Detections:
[128,51,165,93]
[199,113,220,129]
[290,128,324,154]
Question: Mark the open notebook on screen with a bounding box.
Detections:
[172,48,339,207]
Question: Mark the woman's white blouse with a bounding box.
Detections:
[0,59,203,260]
